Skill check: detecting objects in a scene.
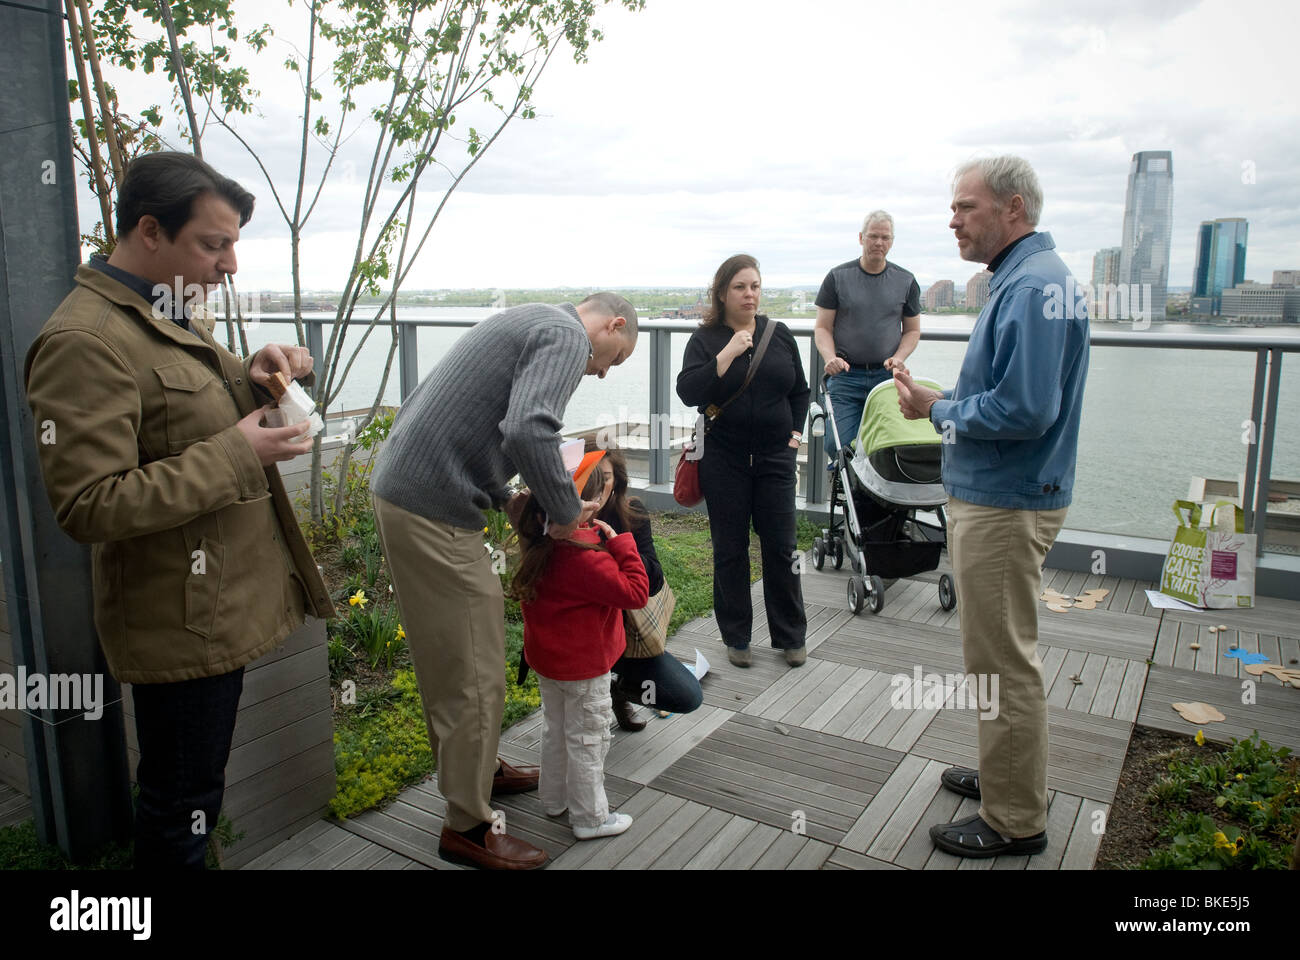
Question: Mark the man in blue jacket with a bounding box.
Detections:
[894,156,1089,858]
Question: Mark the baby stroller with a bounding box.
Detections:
[809,374,956,616]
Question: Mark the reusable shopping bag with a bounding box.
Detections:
[1159,500,1256,609]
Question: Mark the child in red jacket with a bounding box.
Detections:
[511,475,649,840]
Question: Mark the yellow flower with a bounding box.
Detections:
[1195,729,1205,746]
[396,623,406,641]
[349,589,368,608]
[1235,773,1243,780]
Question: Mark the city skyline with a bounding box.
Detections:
[1119,150,1175,319]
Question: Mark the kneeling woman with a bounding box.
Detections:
[587,442,704,730]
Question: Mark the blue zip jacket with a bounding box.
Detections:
[928,232,1089,510]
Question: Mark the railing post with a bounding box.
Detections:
[649,327,671,484]
[1251,349,1282,558]
[398,320,419,402]
[1241,348,1266,535]
[807,348,825,504]
[305,318,324,384]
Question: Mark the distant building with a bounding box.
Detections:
[922,280,954,311]
[1089,247,1121,319]
[1190,218,1248,314]
[1119,150,1174,320]
[1220,282,1300,322]
[1273,270,1300,287]
[965,270,991,310]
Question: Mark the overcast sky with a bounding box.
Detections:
[79,0,1300,292]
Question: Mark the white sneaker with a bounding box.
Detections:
[572,812,633,840]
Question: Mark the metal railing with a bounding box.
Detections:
[232,315,1296,555]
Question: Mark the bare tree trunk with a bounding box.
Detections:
[64,0,115,244]
[75,0,125,184]
[220,282,236,353]
[156,0,204,158]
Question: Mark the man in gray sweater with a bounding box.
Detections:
[371,292,637,870]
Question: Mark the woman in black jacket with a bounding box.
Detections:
[676,254,811,668]
[587,443,703,731]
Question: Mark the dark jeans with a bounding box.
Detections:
[825,367,892,461]
[613,651,703,714]
[699,443,807,651]
[131,667,245,869]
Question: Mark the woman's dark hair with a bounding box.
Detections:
[116,151,256,239]
[585,440,647,535]
[701,253,760,327]
[509,468,606,604]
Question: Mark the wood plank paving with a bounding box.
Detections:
[239,562,1300,871]
[0,781,32,830]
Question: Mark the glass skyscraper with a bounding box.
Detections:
[1191,217,1248,313]
[1118,150,1173,319]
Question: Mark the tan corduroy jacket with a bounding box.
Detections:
[24,265,334,683]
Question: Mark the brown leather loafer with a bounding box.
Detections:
[492,758,540,794]
[438,825,548,870]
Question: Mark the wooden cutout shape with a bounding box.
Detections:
[1046,602,1073,613]
[1243,662,1269,676]
[1081,588,1110,600]
[1172,702,1226,724]
[1072,598,1099,610]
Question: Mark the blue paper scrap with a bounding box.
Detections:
[1223,649,1269,665]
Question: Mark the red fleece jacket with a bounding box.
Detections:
[521,528,649,681]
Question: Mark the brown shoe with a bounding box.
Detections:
[612,682,646,732]
[491,758,539,795]
[438,825,548,870]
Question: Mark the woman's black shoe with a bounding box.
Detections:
[611,681,646,732]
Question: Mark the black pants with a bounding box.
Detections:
[131,667,245,869]
[699,443,807,650]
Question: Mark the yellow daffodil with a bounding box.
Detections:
[1195,729,1205,746]
[396,624,406,641]
[349,589,368,608]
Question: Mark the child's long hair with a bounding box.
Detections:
[586,440,649,535]
[510,466,606,604]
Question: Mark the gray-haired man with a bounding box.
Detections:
[814,211,921,463]
[370,292,637,870]
[895,156,1089,858]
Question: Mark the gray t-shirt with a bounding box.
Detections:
[371,302,588,530]
[815,260,921,365]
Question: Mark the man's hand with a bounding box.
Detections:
[883,356,909,376]
[250,344,313,390]
[236,405,314,465]
[546,499,601,540]
[824,356,849,376]
[894,369,942,421]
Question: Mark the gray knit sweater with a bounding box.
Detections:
[371,302,588,530]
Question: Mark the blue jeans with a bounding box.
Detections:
[824,367,891,463]
[613,651,704,714]
[132,667,245,869]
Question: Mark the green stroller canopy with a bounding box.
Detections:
[856,377,945,458]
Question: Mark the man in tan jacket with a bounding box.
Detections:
[24,152,333,868]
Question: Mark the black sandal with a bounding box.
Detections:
[940,766,981,799]
[929,813,1046,858]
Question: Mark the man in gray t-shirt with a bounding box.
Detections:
[814,211,921,462]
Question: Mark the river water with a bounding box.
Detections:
[231,309,1300,544]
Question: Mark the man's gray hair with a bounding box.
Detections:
[579,291,638,339]
[953,156,1042,227]
[861,210,894,235]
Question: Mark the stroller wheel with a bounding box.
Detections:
[847,576,865,615]
[832,538,845,570]
[812,538,826,571]
[939,573,957,611]
[868,575,885,614]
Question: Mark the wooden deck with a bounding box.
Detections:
[238,558,1298,871]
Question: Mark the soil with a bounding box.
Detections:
[1095,725,1220,869]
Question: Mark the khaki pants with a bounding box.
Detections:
[947,496,1068,838]
[372,495,504,832]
